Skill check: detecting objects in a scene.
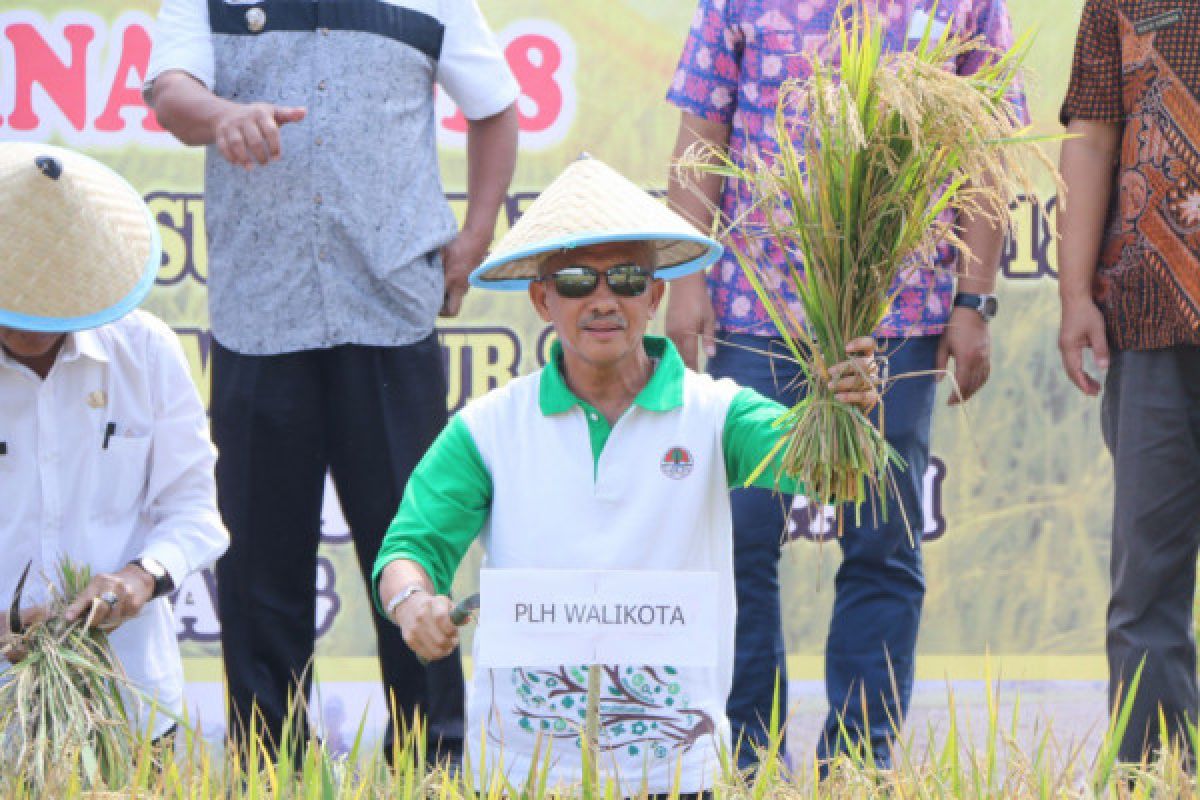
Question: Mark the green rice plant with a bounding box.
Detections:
[0,697,1194,798]
[1092,659,1144,794]
[0,558,139,793]
[681,1,1055,528]
[3,658,1198,797]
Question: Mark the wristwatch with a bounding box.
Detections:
[953,292,999,322]
[130,557,175,600]
[384,583,427,623]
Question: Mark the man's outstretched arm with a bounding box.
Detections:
[152,71,306,168]
[372,415,492,660]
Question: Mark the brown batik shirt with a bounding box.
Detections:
[1061,0,1200,350]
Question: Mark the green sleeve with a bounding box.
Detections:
[721,387,803,494]
[371,414,492,611]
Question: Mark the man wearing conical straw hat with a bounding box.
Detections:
[0,142,228,741]
[372,155,879,796]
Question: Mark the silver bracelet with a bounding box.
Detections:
[384,583,426,621]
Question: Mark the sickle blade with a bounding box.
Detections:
[9,560,32,633]
[449,592,481,627]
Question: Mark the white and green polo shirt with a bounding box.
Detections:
[373,336,799,794]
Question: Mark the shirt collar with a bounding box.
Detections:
[0,329,107,373]
[538,335,685,416]
[59,329,110,365]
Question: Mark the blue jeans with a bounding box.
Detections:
[708,333,937,770]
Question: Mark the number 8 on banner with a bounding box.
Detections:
[437,19,577,152]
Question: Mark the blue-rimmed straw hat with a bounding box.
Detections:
[471,154,722,290]
[0,142,160,333]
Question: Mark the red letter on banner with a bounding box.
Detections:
[95,23,162,133]
[6,22,94,131]
[440,32,565,135]
[507,33,562,134]
[440,103,467,134]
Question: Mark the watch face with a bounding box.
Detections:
[140,557,166,579]
[957,293,998,319]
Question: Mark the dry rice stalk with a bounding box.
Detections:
[678,1,1056,523]
[0,558,139,793]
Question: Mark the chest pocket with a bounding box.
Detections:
[93,433,152,523]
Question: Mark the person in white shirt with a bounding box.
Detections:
[0,142,228,740]
[144,0,519,758]
[374,156,880,797]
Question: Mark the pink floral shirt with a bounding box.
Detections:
[667,0,1027,337]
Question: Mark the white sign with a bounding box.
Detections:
[476,569,719,668]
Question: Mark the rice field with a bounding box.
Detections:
[0,0,1162,796]
[2,671,1198,799]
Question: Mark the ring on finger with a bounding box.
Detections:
[873,354,889,386]
[99,590,119,610]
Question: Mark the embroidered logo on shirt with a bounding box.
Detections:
[660,447,694,480]
[1135,9,1183,35]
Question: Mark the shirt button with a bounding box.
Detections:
[314,194,323,206]
[314,136,324,146]
[245,7,266,33]
[319,26,330,36]
[589,413,598,421]
[318,248,329,261]
[318,80,328,91]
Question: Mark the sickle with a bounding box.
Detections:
[449,593,480,627]
[9,560,32,635]
[415,592,480,667]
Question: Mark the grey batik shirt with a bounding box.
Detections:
[146,0,519,355]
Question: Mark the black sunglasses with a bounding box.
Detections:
[536,264,654,298]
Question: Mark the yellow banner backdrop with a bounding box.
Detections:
[0,0,1105,738]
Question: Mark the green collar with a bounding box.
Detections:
[538,335,685,416]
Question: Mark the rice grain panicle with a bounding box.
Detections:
[677,0,1057,530]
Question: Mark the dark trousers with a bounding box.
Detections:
[708,334,935,770]
[211,334,464,760]
[1102,345,1200,763]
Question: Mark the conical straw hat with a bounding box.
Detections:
[0,142,160,332]
[471,155,721,289]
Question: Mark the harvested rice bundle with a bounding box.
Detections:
[683,2,1052,527]
[0,559,138,792]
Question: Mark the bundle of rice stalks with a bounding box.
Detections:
[0,558,138,792]
[682,1,1053,525]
